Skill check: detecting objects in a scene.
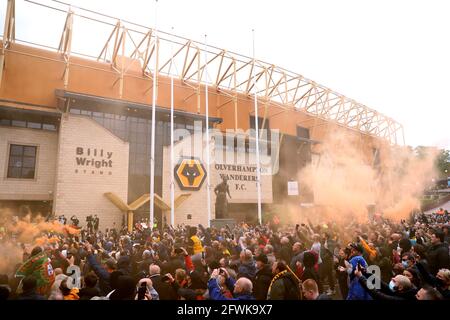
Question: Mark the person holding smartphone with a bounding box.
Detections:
[346,243,372,300]
[135,278,159,300]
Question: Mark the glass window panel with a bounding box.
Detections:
[105,113,114,119]
[22,156,36,168]
[12,120,26,127]
[115,130,126,140]
[27,122,42,129]
[129,143,137,154]
[93,117,104,125]
[115,120,126,131]
[103,118,113,129]
[23,146,36,156]
[7,167,21,178]
[0,119,11,125]
[10,145,23,156]
[9,156,22,168]
[137,134,146,144]
[137,123,146,133]
[81,110,91,116]
[42,124,57,131]
[93,112,103,117]
[21,168,35,179]
[8,144,36,179]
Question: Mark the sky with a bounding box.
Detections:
[3,0,449,149]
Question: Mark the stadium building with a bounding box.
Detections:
[0,0,404,230]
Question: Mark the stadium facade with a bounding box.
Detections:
[0,0,404,229]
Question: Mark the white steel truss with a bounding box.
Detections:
[0,0,404,144]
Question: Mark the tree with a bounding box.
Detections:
[435,149,450,179]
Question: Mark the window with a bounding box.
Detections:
[42,124,57,131]
[249,116,271,141]
[27,122,42,129]
[7,144,37,179]
[249,116,269,130]
[0,117,57,131]
[12,120,26,128]
[297,126,310,139]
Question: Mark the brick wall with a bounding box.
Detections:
[0,126,58,200]
[161,132,273,226]
[53,114,129,230]
[161,137,215,227]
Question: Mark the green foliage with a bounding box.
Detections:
[435,149,450,179]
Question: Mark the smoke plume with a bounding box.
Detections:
[296,130,437,223]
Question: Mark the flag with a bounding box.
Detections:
[15,251,55,295]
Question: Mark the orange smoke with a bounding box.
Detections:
[5,215,80,244]
[295,130,438,223]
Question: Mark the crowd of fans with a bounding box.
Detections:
[0,209,449,301]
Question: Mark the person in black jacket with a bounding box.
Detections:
[416,261,450,299]
[335,247,350,299]
[427,230,450,275]
[253,254,272,300]
[416,285,444,300]
[279,237,293,264]
[148,264,178,300]
[109,275,136,300]
[16,276,45,300]
[267,261,300,300]
[78,272,101,300]
[301,251,323,293]
[355,269,417,300]
[320,234,335,295]
[85,242,116,295]
[237,249,256,281]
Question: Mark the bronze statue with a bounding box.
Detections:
[214,177,231,219]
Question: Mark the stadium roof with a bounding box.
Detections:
[0,0,404,144]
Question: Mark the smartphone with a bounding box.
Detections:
[137,282,147,300]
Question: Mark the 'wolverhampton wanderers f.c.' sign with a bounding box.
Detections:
[174,157,207,191]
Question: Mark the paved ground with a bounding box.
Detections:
[424,199,450,215]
